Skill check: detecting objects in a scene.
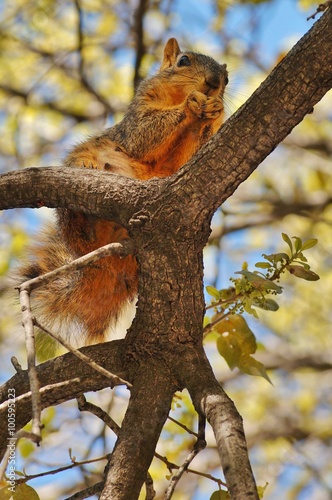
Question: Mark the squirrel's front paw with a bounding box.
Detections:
[186,91,207,118]
[204,95,224,119]
[187,91,223,120]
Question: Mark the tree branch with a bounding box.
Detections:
[0,167,151,225]
[0,341,128,460]
[164,414,206,499]
[73,0,114,114]
[178,347,259,499]
[19,287,42,442]
[35,320,132,388]
[167,7,332,224]
[100,363,177,499]
[133,0,149,90]
[0,10,331,223]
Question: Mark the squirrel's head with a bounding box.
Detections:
[159,38,228,101]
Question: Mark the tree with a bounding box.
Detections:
[0,1,331,499]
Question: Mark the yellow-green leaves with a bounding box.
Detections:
[210,489,230,500]
[280,233,319,281]
[215,314,257,370]
[0,483,40,500]
[257,482,269,498]
[205,233,320,381]
[286,265,320,281]
[210,482,268,500]
[206,285,222,300]
[215,314,272,383]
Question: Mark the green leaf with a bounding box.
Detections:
[206,286,220,300]
[261,253,275,263]
[220,315,257,351]
[238,356,273,384]
[215,315,258,370]
[18,439,35,459]
[255,262,271,269]
[219,287,236,300]
[292,236,303,253]
[210,490,229,500]
[236,271,283,293]
[13,483,40,500]
[301,238,318,251]
[257,482,269,499]
[217,335,241,370]
[282,233,293,253]
[254,298,279,311]
[296,252,308,262]
[0,486,13,500]
[243,299,259,318]
[273,252,290,263]
[287,265,320,281]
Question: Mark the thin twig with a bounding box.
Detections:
[19,288,42,443]
[19,240,134,294]
[10,356,23,373]
[164,414,207,499]
[13,241,133,451]
[307,0,332,20]
[205,295,238,311]
[0,394,224,492]
[133,0,148,90]
[0,378,81,412]
[77,398,226,494]
[65,481,104,500]
[0,430,45,482]
[203,312,229,337]
[35,320,132,389]
[185,468,226,486]
[77,398,221,496]
[15,455,109,485]
[77,395,120,434]
[73,0,113,113]
[167,415,198,437]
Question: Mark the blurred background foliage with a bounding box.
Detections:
[0,0,331,499]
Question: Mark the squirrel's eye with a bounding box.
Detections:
[177,55,191,67]
[224,75,229,86]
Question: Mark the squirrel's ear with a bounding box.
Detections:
[160,38,181,70]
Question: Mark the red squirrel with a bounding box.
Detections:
[18,38,228,344]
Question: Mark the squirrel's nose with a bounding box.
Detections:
[205,64,228,91]
[205,72,222,90]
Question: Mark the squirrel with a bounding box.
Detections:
[18,38,228,345]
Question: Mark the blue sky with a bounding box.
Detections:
[172,0,314,64]
[226,0,314,62]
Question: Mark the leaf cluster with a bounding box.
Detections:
[206,234,319,381]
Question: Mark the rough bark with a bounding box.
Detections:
[176,347,258,499]
[0,8,331,499]
[101,363,176,499]
[0,341,128,456]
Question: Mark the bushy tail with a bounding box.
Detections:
[15,225,84,346]
[15,224,138,346]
